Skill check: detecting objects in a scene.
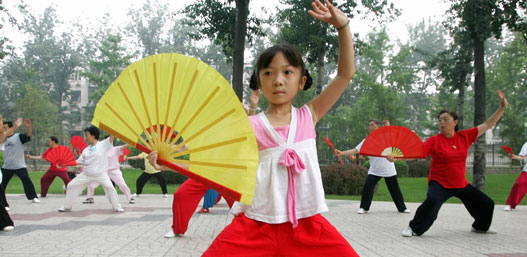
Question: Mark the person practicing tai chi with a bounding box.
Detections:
[0,115,17,231]
[26,136,71,198]
[127,152,169,198]
[337,119,409,214]
[58,126,123,212]
[1,118,40,203]
[150,1,358,255]
[402,90,508,237]
[83,139,135,204]
[503,141,527,211]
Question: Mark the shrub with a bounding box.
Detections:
[160,170,188,184]
[321,163,368,195]
[127,147,145,170]
[407,160,431,177]
[395,161,409,177]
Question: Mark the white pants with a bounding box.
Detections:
[86,169,132,201]
[63,172,122,210]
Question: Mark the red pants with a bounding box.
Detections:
[506,172,527,209]
[202,213,358,257]
[172,178,234,234]
[40,169,70,197]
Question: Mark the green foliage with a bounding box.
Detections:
[321,163,368,195]
[126,0,169,57]
[160,171,188,185]
[407,160,430,177]
[486,33,527,152]
[395,160,409,177]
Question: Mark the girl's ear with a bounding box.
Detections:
[299,75,307,90]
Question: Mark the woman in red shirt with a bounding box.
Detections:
[402,90,508,237]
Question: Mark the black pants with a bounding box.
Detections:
[1,168,38,200]
[360,174,407,212]
[136,172,167,194]
[409,180,494,235]
[0,184,8,207]
[0,185,13,229]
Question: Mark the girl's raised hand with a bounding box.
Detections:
[498,90,508,109]
[308,0,348,29]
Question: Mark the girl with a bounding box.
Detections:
[150,0,357,255]
[337,120,409,214]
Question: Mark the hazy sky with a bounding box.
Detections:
[3,0,451,51]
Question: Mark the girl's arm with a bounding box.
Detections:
[126,155,142,160]
[477,90,508,137]
[511,154,526,161]
[248,90,260,116]
[307,0,355,125]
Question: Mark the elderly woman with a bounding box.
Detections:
[402,90,508,237]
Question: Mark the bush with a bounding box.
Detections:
[127,147,145,170]
[160,170,188,184]
[321,163,368,195]
[407,160,431,177]
[395,161,409,177]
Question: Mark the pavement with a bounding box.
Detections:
[1,193,526,257]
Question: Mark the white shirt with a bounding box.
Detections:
[76,138,113,177]
[519,142,527,172]
[356,139,397,177]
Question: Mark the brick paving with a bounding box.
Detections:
[1,193,526,256]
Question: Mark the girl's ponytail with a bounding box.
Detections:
[303,69,313,91]
[249,70,259,90]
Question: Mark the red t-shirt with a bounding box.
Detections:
[42,147,68,172]
[424,127,478,188]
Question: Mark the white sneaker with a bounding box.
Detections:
[116,207,125,212]
[164,230,181,238]
[2,226,14,231]
[357,208,368,214]
[132,193,138,197]
[402,209,411,213]
[401,226,416,237]
[58,206,71,212]
[163,194,169,198]
[504,205,512,211]
[471,227,497,234]
[32,198,40,203]
[5,207,9,211]
[129,198,136,204]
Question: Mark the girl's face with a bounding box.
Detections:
[437,113,458,135]
[258,52,307,106]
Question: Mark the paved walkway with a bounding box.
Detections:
[1,193,526,257]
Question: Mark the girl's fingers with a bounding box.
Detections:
[317,0,329,12]
[311,1,326,16]
[308,10,325,20]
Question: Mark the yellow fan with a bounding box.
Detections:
[91,53,259,205]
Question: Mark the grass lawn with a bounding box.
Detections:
[2,169,180,196]
[326,173,525,205]
[3,169,524,206]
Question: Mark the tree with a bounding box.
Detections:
[0,0,25,59]
[126,0,169,57]
[180,0,264,101]
[276,0,400,96]
[82,31,133,117]
[447,0,527,189]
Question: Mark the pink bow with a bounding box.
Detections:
[279,148,305,228]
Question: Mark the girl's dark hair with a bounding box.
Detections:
[84,125,100,140]
[49,136,59,144]
[249,44,313,91]
[437,110,459,131]
[368,119,383,127]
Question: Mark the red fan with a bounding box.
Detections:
[119,148,131,162]
[70,135,87,156]
[324,136,344,165]
[44,145,77,167]
[501,146,513,155]
[359,126,426,159]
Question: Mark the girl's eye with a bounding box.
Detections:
[285,70,292,75]
[263,71,271,76]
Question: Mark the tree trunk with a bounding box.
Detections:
[472,38,486,190]
[315,50,325,96]
[232,0,250,101]
[456,84,465,131]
